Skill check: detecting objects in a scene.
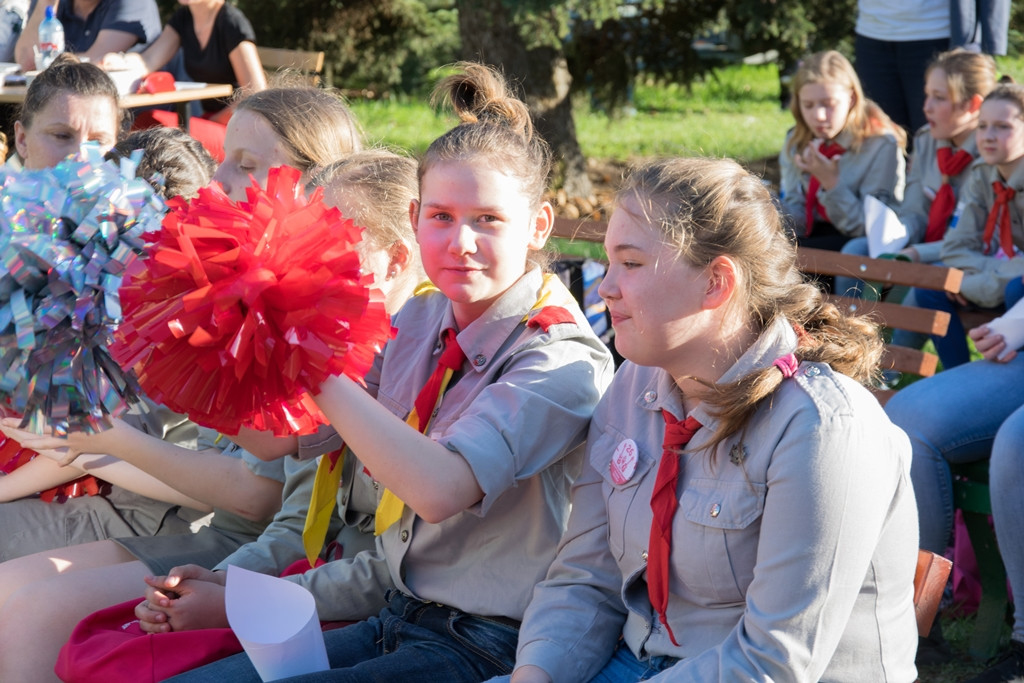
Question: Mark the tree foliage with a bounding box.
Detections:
[723,0,857,70]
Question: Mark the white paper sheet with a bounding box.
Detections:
[864,194,909,258]
[226,565,330,682]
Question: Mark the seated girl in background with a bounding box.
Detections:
[102,0,266,161]
[908,83,1024,368]
[836,50,996,297]
[0,84,365,683]
[107,126,218,199]
[123,150,423,650]
[504,157,918,683]
[779,50,906,252]
[164,62,614,683]
[10,53,122,170]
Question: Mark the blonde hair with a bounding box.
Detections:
[618,157,884,449]
[234,86,363,173]
[788,50,907,154]
[309,149,419,259]
[926,49,998,106]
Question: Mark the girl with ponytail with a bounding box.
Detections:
[504,157,919,683]
[165,62,613,683]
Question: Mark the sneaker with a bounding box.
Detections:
[963,639,1024,683]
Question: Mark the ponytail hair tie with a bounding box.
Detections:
[773,353,799,378]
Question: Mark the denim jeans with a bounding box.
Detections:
[487,641,679,683]
[991,403,1024,640]
[885,356,1024,558]
[166,591,519,683]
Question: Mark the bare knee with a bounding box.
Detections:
[0,539,136,609]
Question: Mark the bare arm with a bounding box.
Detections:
[229,40,265,92]
[13,0,49,70]
[101,25,179,73]
[77,28,142,64]
[0,418,282,521]
[0,455,82,502]
[313,374,483,523]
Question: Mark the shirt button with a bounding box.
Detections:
[710,503,721,518]
[473,354,486,367]
[641,550,648,561]
[401,530,410,542]
[804,366,820,377]
[643,391,657,403]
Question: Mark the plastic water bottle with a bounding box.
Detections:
[37,5,64,70]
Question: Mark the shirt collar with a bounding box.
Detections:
[433,268,546,373]
[636,317,799,429]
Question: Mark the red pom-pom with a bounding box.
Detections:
[110,167,394,435]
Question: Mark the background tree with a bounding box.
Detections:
[456,0,598,197]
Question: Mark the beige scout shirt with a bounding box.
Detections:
[515,319,919,683]
[278,268,614,622]
[942,160,1024,308]
[779,128,906,238]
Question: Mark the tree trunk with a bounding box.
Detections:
[456,0,593,199]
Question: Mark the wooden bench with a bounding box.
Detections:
[257,46,326,85]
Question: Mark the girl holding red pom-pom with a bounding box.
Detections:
[0,86,367,683]
[162,62,615,683]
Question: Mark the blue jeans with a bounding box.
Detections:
[885,356,1024,558]
[991,403,1024,640]
[488,642,679,683]
[1005,276,1024,309]
[166,591,519,682]
[904,286,972,368]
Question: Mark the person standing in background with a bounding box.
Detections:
[951,0,1011,56]
[14,0,160,72]
[854,0,951,135]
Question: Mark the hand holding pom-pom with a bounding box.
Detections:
[111,166,393,436]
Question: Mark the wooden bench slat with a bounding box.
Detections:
[549,216,969,384]
[797,247,963,293]
[828,296,952,337]
[552,217,608,243]
[882,345,939,377]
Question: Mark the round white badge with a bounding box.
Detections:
[610,439,639,485]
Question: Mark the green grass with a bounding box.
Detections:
[349,62,791,163]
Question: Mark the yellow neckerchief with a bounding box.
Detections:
[303,273,578,560]
[301,447,347,566]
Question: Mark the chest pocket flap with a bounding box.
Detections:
[680,477,765,530]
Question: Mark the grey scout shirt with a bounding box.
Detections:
[515,318,919,683]
[275,268,614,622]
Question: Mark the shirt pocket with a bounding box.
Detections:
[593,430,655,563]
[677,477,766,603]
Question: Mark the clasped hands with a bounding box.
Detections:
[134,564,230,633]
[793,140,840,191]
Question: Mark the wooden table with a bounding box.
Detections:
[0,82,234,127]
